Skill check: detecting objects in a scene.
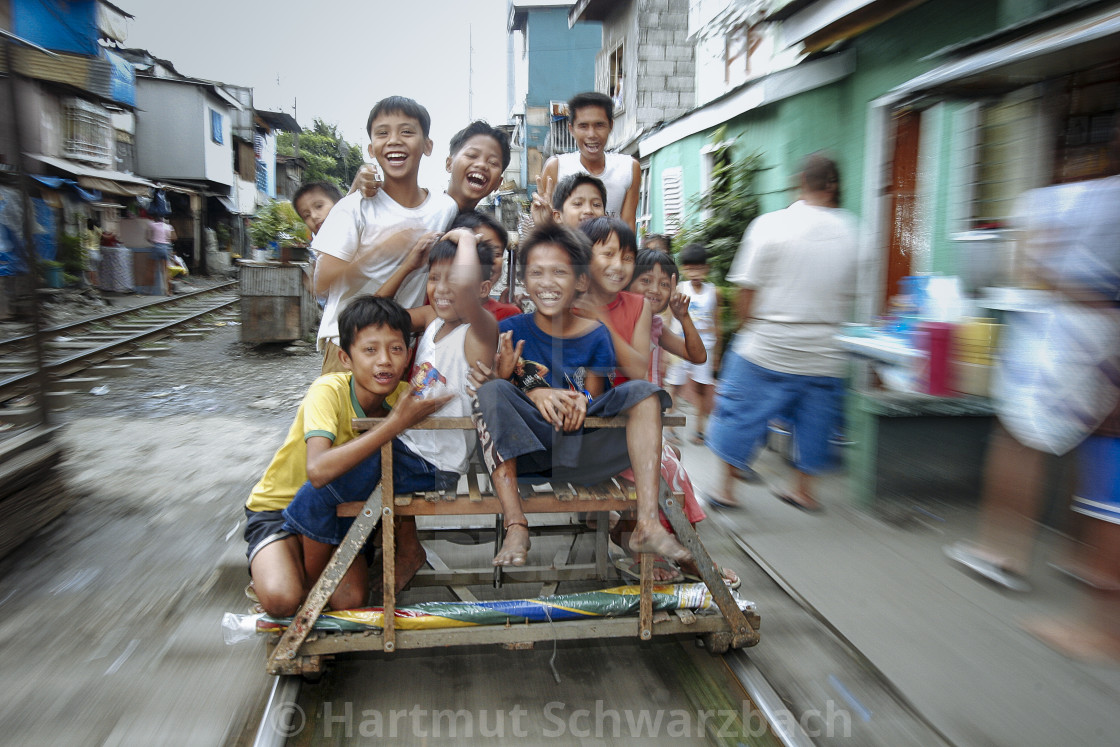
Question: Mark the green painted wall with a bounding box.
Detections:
[648,0,1005,237]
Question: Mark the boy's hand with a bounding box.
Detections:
[527,388,585,431]
[560,390,587,432]
[496,330,523,380]
[572,297,608,325]
[386,386,454,431]
[531,174,555,228]
[403,231,441,274]
[351,164,381,198]
[668,274,691,320]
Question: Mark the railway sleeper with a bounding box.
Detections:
[265,414,760,676]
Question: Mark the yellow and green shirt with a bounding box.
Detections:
[246,372,381,513]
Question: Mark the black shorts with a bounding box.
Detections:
[244,507,291,564]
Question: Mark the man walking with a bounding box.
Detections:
[706,153,858,510]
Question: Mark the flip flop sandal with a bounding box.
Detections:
[613,556,685,584]
[773,490,822,513]
[682,567,742,590]
[690,432,706,445]
[943,542,1031,592]
[702,491,740,509]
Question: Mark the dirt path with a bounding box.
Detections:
[0,325,321,744]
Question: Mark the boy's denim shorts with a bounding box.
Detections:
[473,378,670,485]
[282,438,457,545]
[707,352,844,475]
[1072,435,1120,525]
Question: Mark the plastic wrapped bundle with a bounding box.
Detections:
[253,583,755,634]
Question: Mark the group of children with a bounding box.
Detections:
[245,93,733,618]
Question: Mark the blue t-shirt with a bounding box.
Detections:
[500,313,616,392]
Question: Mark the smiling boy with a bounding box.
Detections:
[312,96,459,373]
[473,223,692,568]
[244,296,451,616]
[540,92,641,229]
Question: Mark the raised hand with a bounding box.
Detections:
[388,386,454,430]
[495,330,524,380]
[668,273,691,320]
[531,174,556,227]
[403,231,441,273]
[351,163,381,198]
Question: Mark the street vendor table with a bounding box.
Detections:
[836,325,996,507]
[98,246,133,293]
[845,388,995,508]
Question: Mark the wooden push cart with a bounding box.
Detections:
[265,414,760,676]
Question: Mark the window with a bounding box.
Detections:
[210,109,224,144]
[546,101,576,156]
[62,99,113,166]
[725,23,759,86]
[661,166,683,232]
[114,131,135,173]
[255,160,268,192]
[637,161,652,233]
[607,44,624,110]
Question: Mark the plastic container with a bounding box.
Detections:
[918,321,955,396]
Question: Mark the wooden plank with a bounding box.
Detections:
[380,440,396,653]
[353,414,686,432]
[639,553,653,641]
[466,471,482,503]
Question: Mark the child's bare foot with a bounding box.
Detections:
[493,521,530,566]
[1023,616,1120,665]
[629,520,692,563]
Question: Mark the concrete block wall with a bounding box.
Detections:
[634,0,694,128]
[596,0,695,152]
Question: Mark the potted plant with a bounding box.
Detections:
[249,200,308,262]
[41,259,65,288]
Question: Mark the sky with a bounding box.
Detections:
[116,0,511,189]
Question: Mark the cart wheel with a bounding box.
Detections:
[702,632,731,655]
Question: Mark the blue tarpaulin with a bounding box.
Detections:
[102,48,136,107]
[30,175,102,202]
[11,0,99,56]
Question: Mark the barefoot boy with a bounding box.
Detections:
[473,223,692,568]
[244,296,451,616]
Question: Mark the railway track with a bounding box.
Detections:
[0,282,239,418]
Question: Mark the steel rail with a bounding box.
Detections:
[0,295,237,399]
[0,281,238,351]
[251,675,302,747]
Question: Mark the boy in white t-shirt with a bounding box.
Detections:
[312,96,458,374]
[663,243,722,446]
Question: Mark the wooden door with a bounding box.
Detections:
[884,109,921,306]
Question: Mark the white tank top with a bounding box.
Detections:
[555,151,634,219]
[672,280,719,345]
[398,319,474,475]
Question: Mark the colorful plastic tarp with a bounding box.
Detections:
[256,583,753,634]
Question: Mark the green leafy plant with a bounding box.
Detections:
[673,127,763,285]
[58,233,86,276]
[276,118,364,192]
[249,200,308,249]
[673,128,764,354]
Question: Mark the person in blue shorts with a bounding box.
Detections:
[706,154,858,511]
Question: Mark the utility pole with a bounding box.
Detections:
[293,97,299,157]
[468,25,474,122]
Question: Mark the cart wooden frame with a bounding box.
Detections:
[266,414,760,675]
